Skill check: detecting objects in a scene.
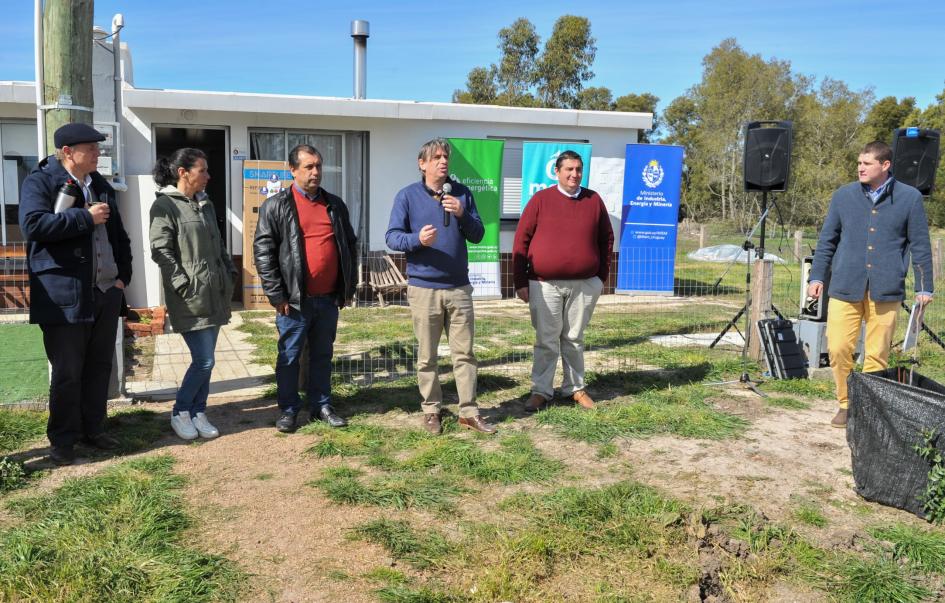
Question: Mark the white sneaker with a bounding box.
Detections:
[192,413,219,439]
[170,413,199,440]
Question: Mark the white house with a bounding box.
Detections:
[0,30,651,309]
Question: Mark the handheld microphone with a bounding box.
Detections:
[442,181,452,227]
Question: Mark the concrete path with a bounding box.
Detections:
[125,311,273,401]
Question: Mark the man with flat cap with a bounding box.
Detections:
[19,123,133,465]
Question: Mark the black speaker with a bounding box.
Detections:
[744,121,793,192]
[758,318,808,379]
[891,128,940,196]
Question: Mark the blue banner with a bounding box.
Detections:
[616,144,684,295]
[520,142,592,210]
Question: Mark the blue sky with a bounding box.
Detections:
[1,0,943,113]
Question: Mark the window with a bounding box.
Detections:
[249,129,343,197]
[0,122,39,245]
[250,128,369,246]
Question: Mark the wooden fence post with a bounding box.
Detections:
[794,230,804,260]
[698,224,707,249]
[749,259,774,361]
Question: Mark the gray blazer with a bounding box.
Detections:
[810,178,933,303]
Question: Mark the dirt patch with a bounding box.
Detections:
[126,397,390,603]
[14,382,940,602]
[605,395,913,550]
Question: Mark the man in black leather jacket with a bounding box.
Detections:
[253,144,357,432]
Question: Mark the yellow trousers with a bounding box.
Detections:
[826,296,899,409]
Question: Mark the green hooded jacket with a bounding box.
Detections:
[149,186,237,333]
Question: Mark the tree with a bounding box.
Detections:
[788,78,872,226]
[575,86,613,111]
[862,96,917,143]
[453,16,596,109]
[663,38,885,228]
[495,18,540,106]
[614,92,660,142]
[536,15,597,108]
[452,66,497,105]
[662,96,699,145]
[664,39,807,227]
[452,16,657,148]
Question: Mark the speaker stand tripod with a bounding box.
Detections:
[706,197,775,398]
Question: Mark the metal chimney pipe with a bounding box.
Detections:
[351,20,369,99]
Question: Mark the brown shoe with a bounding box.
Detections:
[524,393,548,413]
[458,416,497,434]
[573,390,595,409]
[423,413,442,435]
[831,408,848,428]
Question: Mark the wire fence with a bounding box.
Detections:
[336,224,813,384]
[6,224,945,405]
[331,221,945,389]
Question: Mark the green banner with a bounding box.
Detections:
[448,138,504,297]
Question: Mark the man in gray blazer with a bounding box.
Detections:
[808,141,933,428]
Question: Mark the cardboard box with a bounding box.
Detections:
[242,160,292,310]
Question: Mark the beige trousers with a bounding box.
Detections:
[407,285,479,418]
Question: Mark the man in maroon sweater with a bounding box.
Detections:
[512,150,614,412]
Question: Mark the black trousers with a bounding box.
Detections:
[40,287,122,447]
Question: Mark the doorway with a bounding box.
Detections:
[153,126,229,243]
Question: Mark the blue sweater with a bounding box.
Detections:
[385,180,484,288]
[810,178,933,303]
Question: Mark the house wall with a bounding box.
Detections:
[3,87,645,308]
[123,106,637,249]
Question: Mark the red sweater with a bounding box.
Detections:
[512,186,614,290]
[293,186,339,296]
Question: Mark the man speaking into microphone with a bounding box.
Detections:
[386,138,496,435]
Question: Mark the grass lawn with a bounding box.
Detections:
[0,324,47,405]
[8,240,945,602]
[0,455,245,602]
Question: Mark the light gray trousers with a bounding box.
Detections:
[528,277,602,399]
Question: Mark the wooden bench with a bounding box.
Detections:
[366,251,407,307]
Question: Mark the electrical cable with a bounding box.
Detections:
[93,24,123,41]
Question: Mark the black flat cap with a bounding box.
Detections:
[54,123,106,149]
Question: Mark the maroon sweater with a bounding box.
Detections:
[512,186,614,290]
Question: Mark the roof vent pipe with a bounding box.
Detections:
[351,20,369,99]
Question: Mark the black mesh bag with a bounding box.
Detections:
[847,368,945,518]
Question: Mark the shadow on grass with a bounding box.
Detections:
[334,341,417,384]
[674,277,741,296]
[10,407,175,472]
[588,365,716,398]
[477,363,724,425]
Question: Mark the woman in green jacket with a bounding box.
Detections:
[150,148,236,440]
